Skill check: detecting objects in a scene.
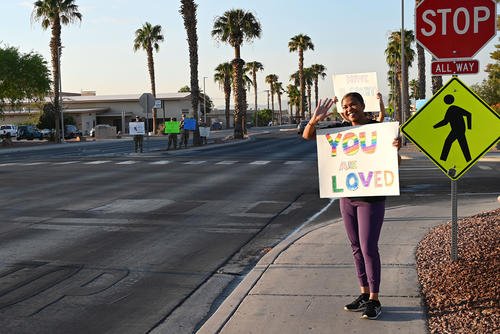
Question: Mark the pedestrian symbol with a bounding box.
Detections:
[433,94,472,162]
[401,77,500,180]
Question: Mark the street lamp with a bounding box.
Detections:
[203,76,207,124]
[58,45,65,142]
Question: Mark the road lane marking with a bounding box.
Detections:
[184,161,206,165]
[116,160,138,165]
[21,162,48,165]
[284,161,302,165]
[249,160,270,165]
[84,161,111,165]
[476,164,492,170]
[149,160,171,165]
[216,161,238,165]
[53,161,80,165]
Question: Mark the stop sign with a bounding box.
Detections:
[416,0,496,59]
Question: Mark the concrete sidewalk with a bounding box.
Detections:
[197,196,499,334]
[198,145,499,333]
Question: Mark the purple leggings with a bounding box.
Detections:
[340,197,385,293]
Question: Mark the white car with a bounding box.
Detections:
[0,124,18,138]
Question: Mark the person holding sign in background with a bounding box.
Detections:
[303,92,401,320]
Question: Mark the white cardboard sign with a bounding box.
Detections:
[129,122,145,135]
[316,122,400,198]
[332,72,379,112]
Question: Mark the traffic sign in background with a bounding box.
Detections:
[401,77,500,180]
[415,0,496,59]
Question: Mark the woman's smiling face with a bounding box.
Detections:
[341,95,366,124]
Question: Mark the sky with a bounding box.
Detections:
[1,0,498,109]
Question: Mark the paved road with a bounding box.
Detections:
[0,130,497,333]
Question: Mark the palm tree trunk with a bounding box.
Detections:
[314,79,319,108]
[277,95,282,124]
[50,21,62,143]
[181,0,201,145]
[224,81,231,129]
[298,49,305,119]
[147,48,157,134]
[253,72,258,114]
[417,44,426,99]
[307,84,312,118]
[431,57,443,94]
[232,57,244,139]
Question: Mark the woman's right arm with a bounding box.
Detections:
[302,97,337,141]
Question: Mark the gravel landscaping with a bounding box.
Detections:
[416,208,499,334]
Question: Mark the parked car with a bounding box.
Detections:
[40,128,54,139]
[0,124,18,138]
[210,122,223,131]
[16,125,43,140]
[64,124,82,139]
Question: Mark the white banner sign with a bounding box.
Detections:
[316,122,400,198]
[129,122,145,135]
[332,72,379,112]
[199,126,210,138]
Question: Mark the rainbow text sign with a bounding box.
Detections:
[316,122,400,198]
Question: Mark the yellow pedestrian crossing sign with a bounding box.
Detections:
[401,77,500,180]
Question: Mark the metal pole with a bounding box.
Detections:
[145,98,149,151]
[401,0,408,145]
[203,76,207,123]
[58,46,65,142]
[451,178,458,261]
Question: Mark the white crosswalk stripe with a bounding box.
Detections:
[84,161,111,165]
[116,160,138,165]
[53,161,80,165]
[216,160,238,165]
[149,160,172,165]
[0,159,314,167]
[21,162,48,165]
[184,161,206,165]
[250,160,270,165]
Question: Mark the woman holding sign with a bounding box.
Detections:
[303,92,400,320]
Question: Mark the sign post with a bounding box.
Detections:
[414,0,497,261]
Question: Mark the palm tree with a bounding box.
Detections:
[133,22,164,134]
[303,67,315,117]
[31,0,82,143]
[214,62,232,129]
[212,9,262,139]
[180,0,201,145]
[385,30,415,122]
[310,64,327,108]
[286,84,300,121]
[409,79,419,101]
[291,69,314,117]
[244,61,264,113]
[288,34,314,119]
[265,74,278,122]
[273,81,284,124]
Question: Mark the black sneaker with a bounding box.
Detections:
[344,294,369,312]
[361,299,382,319]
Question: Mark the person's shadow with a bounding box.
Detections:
[433,94,472,162]
[376,305,427,322]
